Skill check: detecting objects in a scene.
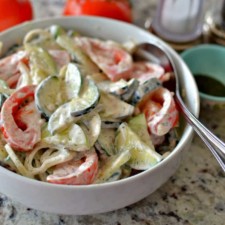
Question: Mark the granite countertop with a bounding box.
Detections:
[1,0,225,224]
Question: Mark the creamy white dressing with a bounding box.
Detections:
[0,26,179,185]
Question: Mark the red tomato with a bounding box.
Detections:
[139,87,179,136]
[74,37,133,81]
[63,0,132,23]
[0,0,33,31]
[129,62,165,84]
[1,85,41,151]
[47,150,99,185]
[0,51,28,88]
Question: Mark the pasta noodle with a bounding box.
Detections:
[24,143,76,175]
[4,144,33,178]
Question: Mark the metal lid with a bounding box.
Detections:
[205,7,225,42]
[151,0,204,43]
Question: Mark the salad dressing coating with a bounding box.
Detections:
[0,25,179,185]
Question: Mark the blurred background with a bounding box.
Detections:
[1,0,225,51]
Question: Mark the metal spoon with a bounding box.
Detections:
[133,43,225,172]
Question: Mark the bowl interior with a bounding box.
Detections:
[181,44,225,103]
[0,16,200,215]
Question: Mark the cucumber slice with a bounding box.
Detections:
[64,63,82,99]
[80,113,101,148]
[95,150,131,183]
[97,79,128,93]
[115,123,162,170]
[101,119,121,129]
[49,25,66,39]
[35,76,62,119]
[120,79,139,102]
[25,45,57,77]
[97,128,116,156]
[70,77,100,117]
[48,102,77,134]
[0,79,9,109]
[0,93,7,110]
[131,78,161,105]
[128,114,155,150]
[35,64,83,119]
[0,79,8,89]
[47,76,99,134]
[56,35,99,75]
[41,123,51,139]
[99,91,134,119]
[106,169,122,183]
[43,123,88,151]
[120,165,132,179]
[97,78,139,102]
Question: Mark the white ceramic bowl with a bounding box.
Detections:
[0,16,199,215]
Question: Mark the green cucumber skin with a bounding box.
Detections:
[70,97,100,117]
[131,78,161,105]
[70,78,100,117]
[97,128,116,156]
[101,120,121,129]
[35,76,60,120]
[0,94,8,110]
[120,79,139,102]
[35,63,84,120]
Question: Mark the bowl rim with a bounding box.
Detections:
[0,16,200,190]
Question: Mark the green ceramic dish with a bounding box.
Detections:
[181,44,225,108]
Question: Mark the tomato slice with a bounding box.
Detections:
[139,87,179,136]
[47,150,98,185]
[75,37,133,81]
[1,85,41,151]
[63,0,132,23]
[129,62,166,84]
[0,51,27,83]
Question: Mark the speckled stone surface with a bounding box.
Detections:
[1,0,225,224]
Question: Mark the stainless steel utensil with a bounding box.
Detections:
[133,43,225,172]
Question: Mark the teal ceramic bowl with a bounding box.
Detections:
[181,44,225,108]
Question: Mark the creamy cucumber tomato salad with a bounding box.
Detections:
[0,25,179,185]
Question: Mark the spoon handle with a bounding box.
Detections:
[176,95,225,171]
[196,130,225,172]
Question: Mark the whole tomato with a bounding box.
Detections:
[0,0,33,31]
[63,0,132,23]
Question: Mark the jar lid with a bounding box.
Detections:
[151,0,204,43]
[205,8,225,39]
[149,26,203,52]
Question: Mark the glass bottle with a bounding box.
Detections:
[147,0,204,51]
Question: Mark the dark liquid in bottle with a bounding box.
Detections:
[194,74,225,97]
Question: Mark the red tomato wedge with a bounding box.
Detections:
[1,85,41,151]
[139,87,179,136]
[6,73,21,88]
[0,51,27,85]
[129,62,166,84]
[74,37,133,81]
[47,150,98,185]
[63,0,132,23]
